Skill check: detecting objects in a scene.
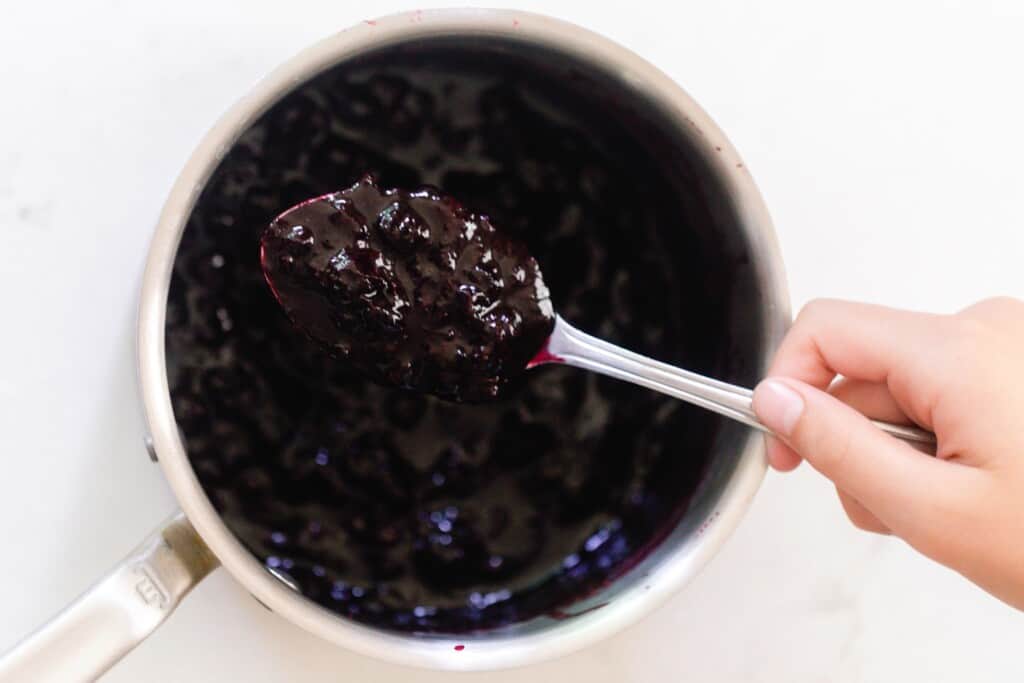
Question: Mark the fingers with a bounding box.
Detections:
[836,488,890,534]
[766,378,906,472]
[752,377,982,543]
[767,298,943,432]
[772,299,937,383]
[828,378,908,424]
[959,296,1024,328]
[765,436,802,471]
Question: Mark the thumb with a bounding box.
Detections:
[751,377,971,542]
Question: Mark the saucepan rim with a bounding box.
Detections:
[137,8,789,671]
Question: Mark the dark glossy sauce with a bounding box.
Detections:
[260,177,554,402]
[167,42,742,633]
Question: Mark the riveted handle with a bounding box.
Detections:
[0,512,218,682]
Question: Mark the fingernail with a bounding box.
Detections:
[753,379,805,436]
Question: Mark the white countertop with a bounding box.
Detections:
[3,1,1024,680]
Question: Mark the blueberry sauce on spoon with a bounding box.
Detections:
[262,178,937,443]
[261,176,555,402]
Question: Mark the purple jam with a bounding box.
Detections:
[166,40,758,633]
[259,177,554,402]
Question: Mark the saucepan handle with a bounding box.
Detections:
[0,512,218,682]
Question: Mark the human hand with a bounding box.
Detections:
[751,297,1024,609]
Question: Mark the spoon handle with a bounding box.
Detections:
[538,316,936,450]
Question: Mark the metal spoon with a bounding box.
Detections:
[260,180,935,450]
[529,315,936,449]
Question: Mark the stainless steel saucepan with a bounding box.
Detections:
[0,9,789,681]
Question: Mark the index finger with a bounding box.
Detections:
[768,299,945,426]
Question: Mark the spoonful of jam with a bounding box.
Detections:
[259,175,554,402]
[261,176,934,447]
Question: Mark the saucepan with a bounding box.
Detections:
[0,9,788,680]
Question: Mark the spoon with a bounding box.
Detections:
[261,177,936,450]
[530,315,935,448]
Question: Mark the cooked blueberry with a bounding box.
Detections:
[260,176,554,402]
[166,46,721,634]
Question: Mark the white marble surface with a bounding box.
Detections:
[2,1,1024,680]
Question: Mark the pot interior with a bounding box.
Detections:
[164,34,766,636]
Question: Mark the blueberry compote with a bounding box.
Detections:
[167,40,753,633]
[260,177,555,402]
